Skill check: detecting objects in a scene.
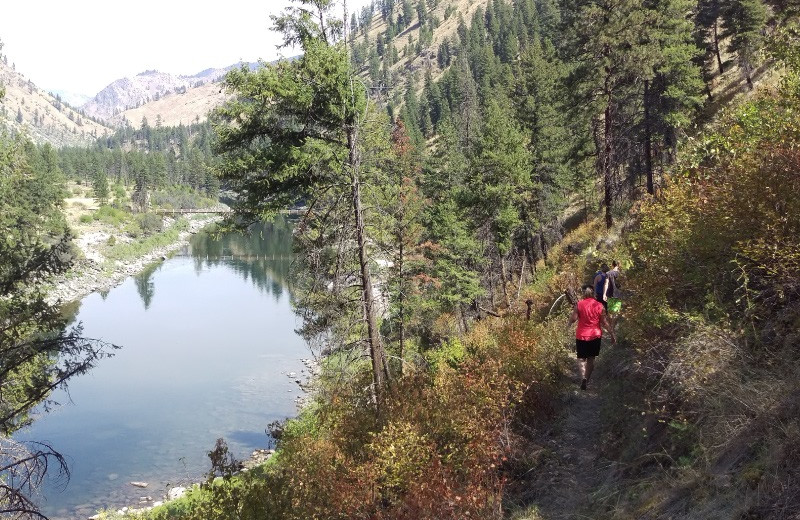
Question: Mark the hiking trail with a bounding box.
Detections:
[520,341,618,520]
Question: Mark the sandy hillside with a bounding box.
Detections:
[114,82,229,128]
[0,59,113,146]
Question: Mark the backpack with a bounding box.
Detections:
[594,271,606,299]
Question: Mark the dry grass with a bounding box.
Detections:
[0,60,112,146]
[114,82,229,129]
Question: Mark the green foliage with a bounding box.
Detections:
[213,39,363,222]
[103,219,187,262]
[721,0,769,84]
[627,80,800,333]
[424,337,467,372]
[135,213,164,236]
[92,171,110,204]
[92,204,131,227]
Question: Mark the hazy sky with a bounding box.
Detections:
[0,0,370,96]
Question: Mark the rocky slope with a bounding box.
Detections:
[82,63,257,125]
[0,57,113,146]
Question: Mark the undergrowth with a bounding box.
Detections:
[584,25,800,519]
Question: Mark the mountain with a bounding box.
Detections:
[0,57,113,147]
[82,63,258,126]
[47,89,92,107]
[113,82,227,129]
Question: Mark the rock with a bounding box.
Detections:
[153,501,163,507]
[130,481,149,488]
[167,486,186,500]
[287,372,297,377]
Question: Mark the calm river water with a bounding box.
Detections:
[16,220,306,519]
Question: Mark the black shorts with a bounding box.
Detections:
[576,338,601,359]
[596,297,607,310]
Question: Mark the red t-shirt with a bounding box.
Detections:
[576,298,604,341]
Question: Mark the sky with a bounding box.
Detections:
[0,0,371,97]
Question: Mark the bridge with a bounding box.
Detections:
[152,208,305,216]
[153,208,232,215]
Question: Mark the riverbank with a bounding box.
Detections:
[46,214,223,305]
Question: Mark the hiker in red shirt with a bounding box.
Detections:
[568,285,616,390]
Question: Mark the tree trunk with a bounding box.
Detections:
[713,21,724,75]
[488,258,496,308]
[348,126,389,411]
[397,238,405,375]
[744,62,754,90]
[499,254,510,308]
[540,228,548,262]
[603,101,614,229]
[644,80,654,195]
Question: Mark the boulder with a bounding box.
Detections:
[167,486,186,500]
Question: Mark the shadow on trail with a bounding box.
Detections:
[508,339,618,520]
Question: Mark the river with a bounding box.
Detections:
[15,219,307,519]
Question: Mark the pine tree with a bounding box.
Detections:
[92,170,110,205]
[644,0,704,191]
[215,0,391,410]
[466,98,531,308]
[417,0,429,27]
[567,0,660,227]
[514,38,571,258]
[696,0,725,75]
[373,120,427,368]
[721,0,768,90]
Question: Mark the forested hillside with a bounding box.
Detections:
[0,42,113,146]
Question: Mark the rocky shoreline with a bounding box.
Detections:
[94,448,277,519]
[46,215,222,305]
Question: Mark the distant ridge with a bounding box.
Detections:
[81,62,259,124]
[0,56,113,147]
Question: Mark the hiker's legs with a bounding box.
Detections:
[584,356,595,382]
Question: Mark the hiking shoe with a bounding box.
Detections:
[580,379,587,391]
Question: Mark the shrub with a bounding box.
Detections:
[92,205,131,227]
[136,213,164,236]
[112,183,126,201]
[151,186,216,210]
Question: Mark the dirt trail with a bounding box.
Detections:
[522,343,617,520]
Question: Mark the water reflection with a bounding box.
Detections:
[184,218,294,302]
[133,262,161,310]
[21,216,305,518]
[127,218,296,309]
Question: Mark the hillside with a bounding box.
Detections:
[354,0,492,93]
[0,57,113,146]
[82,64,256,126]
[112,82,228,129]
